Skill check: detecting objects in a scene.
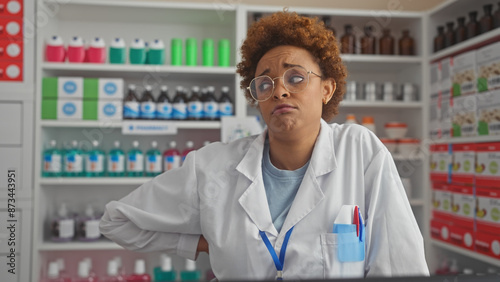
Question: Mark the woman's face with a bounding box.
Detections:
[255,45,335,135]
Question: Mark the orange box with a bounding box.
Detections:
[476,142,500,188]
[430,144,451,183]
[451,143,475,184]
[475,231,500,259]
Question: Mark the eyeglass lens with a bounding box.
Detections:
[250,67,309,101]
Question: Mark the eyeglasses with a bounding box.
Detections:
[247,66,322,102]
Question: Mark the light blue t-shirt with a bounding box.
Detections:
[262,139,309,232]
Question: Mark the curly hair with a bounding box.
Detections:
[236,11,347,122]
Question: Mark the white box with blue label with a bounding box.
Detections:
[57,99,82,120]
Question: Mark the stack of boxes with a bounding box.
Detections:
[42,77,123,121]
[0,0,23,81]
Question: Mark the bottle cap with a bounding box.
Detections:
[149,39,165,49]
[92,140,99,147]
[151,141,158,148]
[78,260,90,278]
[192,86,200,93]
[90,37,105,48]
[50,139,57,147]
[130,38,145,49]
[128,84,136,90]
[58,203,68,217]
[56,258,65,271]
[221,86,229,93]
[111,37,126,48]
[362,116,374,124]
[108,259,119,276]
[462,268,474,275]
[145,85,152,91]
[176,86,184,92]
[346,114,356,121]
[185,259,196,271]
[161,85,168,92]
[71,140,78,148]
[207,86,215,93]
[133,140,139,148]
[169,141,177,148]
[218,39,230,49]
[85,204,94,217]
[203,141,210,146]
[47,35,64,46]
[161,254,172,271]
[134,259,146,275]
[114,141,120,148]
[69,36,84,47]
[48,262,60,278]
[186,141,194,148]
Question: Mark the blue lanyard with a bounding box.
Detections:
[259,226,294,280]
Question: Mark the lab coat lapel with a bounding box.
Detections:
[280,119,337,235]
[237,130,279,236]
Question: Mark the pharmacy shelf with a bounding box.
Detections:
[341,55,421,64]
[340,101,423,108]
[410,199,425,206]
[38,240,124,251]
[437,135,500,144]
[40,177,153,186]
[40,120,222,129]
[431,239,500,267]
[44,0,236,11]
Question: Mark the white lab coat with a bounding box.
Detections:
[100,119,429,280]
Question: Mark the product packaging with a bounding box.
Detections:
[477,41,500,92]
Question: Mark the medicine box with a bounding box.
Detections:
[449,224,474,251]
[441,93,452,138]
[452,94,477,137]
[430,62,441,101]
[42,77,84,99]
[432,182,452,221]
[477,41,500,92]
[449,184,475,229]
[430,144,451,183]
[57,99,82,120]
[429,99,441,140]
[475,186,500,235]
[475,231,500,259]
[430,218,451,244]
[441,57,453,97]
[83,78,124,100]
[82,100,122,121]
[452,50,477,96]
[451,143,475,184]
[475,142,500,188]
[477,89,500,136]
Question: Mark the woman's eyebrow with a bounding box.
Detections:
[257,68,270,77]
[283,62,302,68]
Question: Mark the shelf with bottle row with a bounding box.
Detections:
[340,101,423,108]
[431,239,500,267]
[39,177,153,186]
[38,240,124,251]
[40,120,222,129]
[341,55,422,72]
[435,135,500,144]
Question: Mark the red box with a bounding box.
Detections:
[449,224,474,251]
[0,18,22,39]
[0,39,22,60]
[476,142,500,188]
[451,143,475,184]
[430,144,451,183]
[475,231,500,259]
[0,60,22,81]
[475,186,500,234]
[430,218,451,243]
[432,182,453,221]
[0,0,23,18]
[448,184,475,229]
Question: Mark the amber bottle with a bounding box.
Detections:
[322,16,336,38]
[444,22,455,48]
[399,29,415,55]
[379,29,395,55]
[480,4,494,34]
[455,17,467,43]
[467,11,480,39]
[341,24,356,54]
[494,2,500,28]
[360,25,376,54]
[434,26,445,52]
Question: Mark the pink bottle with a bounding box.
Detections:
[73,259,98,282]
[87,37,106,63]
[126,259,151,282]
[163,141,181,171]
[45,35,65,62]
[181,141,195,164]
[67,36,85,63]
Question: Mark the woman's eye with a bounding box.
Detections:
[288,75,305,84]
[258,82,272,92]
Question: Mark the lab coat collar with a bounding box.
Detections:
[237,119,337,237]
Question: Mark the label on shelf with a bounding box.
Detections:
[122,120,177,135]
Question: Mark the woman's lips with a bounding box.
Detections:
[272,104,296,115]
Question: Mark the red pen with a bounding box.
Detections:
[353,206,359,237]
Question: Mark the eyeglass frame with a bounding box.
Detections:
[246,66,323,102]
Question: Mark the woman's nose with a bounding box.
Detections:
[273,78,290,100]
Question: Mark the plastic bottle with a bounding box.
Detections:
[163,141,181,171]
[181,141,195,164]
[145,141,162,177]
[56,258,71,282]
[103,259,125,282]
[78,204,101,241]
[51,203,75,242]
[180,259,201,282]
[43,140,63,177]
[218,86,234,117]
[126,259,151,282]
[157,86,172,120]
[140,85,156,120]
[345,114,357,125]
[172,86,188,120]
[188,86,203,120]
[108,141,125,177]
[154,254,176,282]
[203,86,219,120]
[127,141,144,177]
[67,36,85,63]
[361,116,376,135]
[45,261,65,282]
[124,84,140,120]
[147,39,165,65]
[87,37,106,63]
[73,259,97,282]
[64,140,84,177]
[85,140,105,177]
[109,37,126,64]
[129,38,147,64]
[46,35,65,62]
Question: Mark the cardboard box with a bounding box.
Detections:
[58,99,82,120]
[451,143,475,184]
[449,224,474,251]
[477,41,500,92]
[475,231,500,259]
[430,144,451,183]
[475,186,500,234]
[430,218,451,243]
[83,78,124,100]
[477,89,500,136]
[42,77,84,99]
[432,182,453,220]
[441,92,452,138]
[452,94,477,137]
[441,57,453,97]
[83,100,122,121]
[452,51,477,96]
[429,99,441,140]
[449,184,475,229]
[475,142,500,188]
[41,99,57,120]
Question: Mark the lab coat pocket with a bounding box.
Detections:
[320,230,364,278]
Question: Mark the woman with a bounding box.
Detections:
[100,11,429,280]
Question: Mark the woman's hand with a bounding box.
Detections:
[197,235,209,255]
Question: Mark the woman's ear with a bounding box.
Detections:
[322,78,336,104]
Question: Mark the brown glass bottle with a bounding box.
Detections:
[322,16,336,38]
[444,22,455,48]
[399,29,415,55]
[494,2,500,28]
[360,25,376,54]
[455,17,467,43]
[480,4,494,34]
[467,11,480,39]
[434,26,445,52]
[341,24,356,54]
[379,29,394,55]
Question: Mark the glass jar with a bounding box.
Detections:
[444,22,455,48]
[434,26,445,52]
[455,17,467,44]
[360,25,376,54]
[379,29,395,55]
[399,29,415,55]
[467,11,480,39]
[341,24,356,54]
[480,4,494,34]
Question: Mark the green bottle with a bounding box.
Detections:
[154,254,176,282]
[180,259,201,282]
[127,141,144,177]
[85,140,105,177]
[109,38,126,64]
[63,140,84,177]
[42,140,62,177]
[145,141,162,177]
[107,141,125,177]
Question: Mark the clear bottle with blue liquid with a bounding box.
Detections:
[85,140,105,177]
[107,141,125,177]
[219,86,234,117]
[127,141,144,177]
[63,140,84,177]
[43,140,63,177]
[157,86,173,120]
[145,141,162,177]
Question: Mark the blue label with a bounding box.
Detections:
[66,155,75,162]
[140,102,156,119]
[103,82,117,95]
[63,81,77,94]
[188,101,203,118]
[148,155,157,162]
[62,102,77,116]
[103,104,117,116]
[172,104,187,119]
[219,102,233,116]
[111,155,119,162]
[89,154,98,162]
[128,154,136,161]
[124,102,140,118]
[157,103,172,119]
[204,101,219,118]
[44,155,52,162]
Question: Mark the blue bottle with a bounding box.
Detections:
[187,86,203,120]
[172,86,188,120]
[203,86,219,120]
[157,86,173,120]
[145,141,162,177]
[42,140,62,177]
[85,140,105,177]
[218,86,234,117]
[127,141,144,177]
[63,140,84,177]
[107,141,125,177]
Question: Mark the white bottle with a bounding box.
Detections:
[344,114,357,125]
[102,259,125,282]
[51,203,75,242]
[46,261,64,282]
[73,259,94,282]
[78,204,101,241]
